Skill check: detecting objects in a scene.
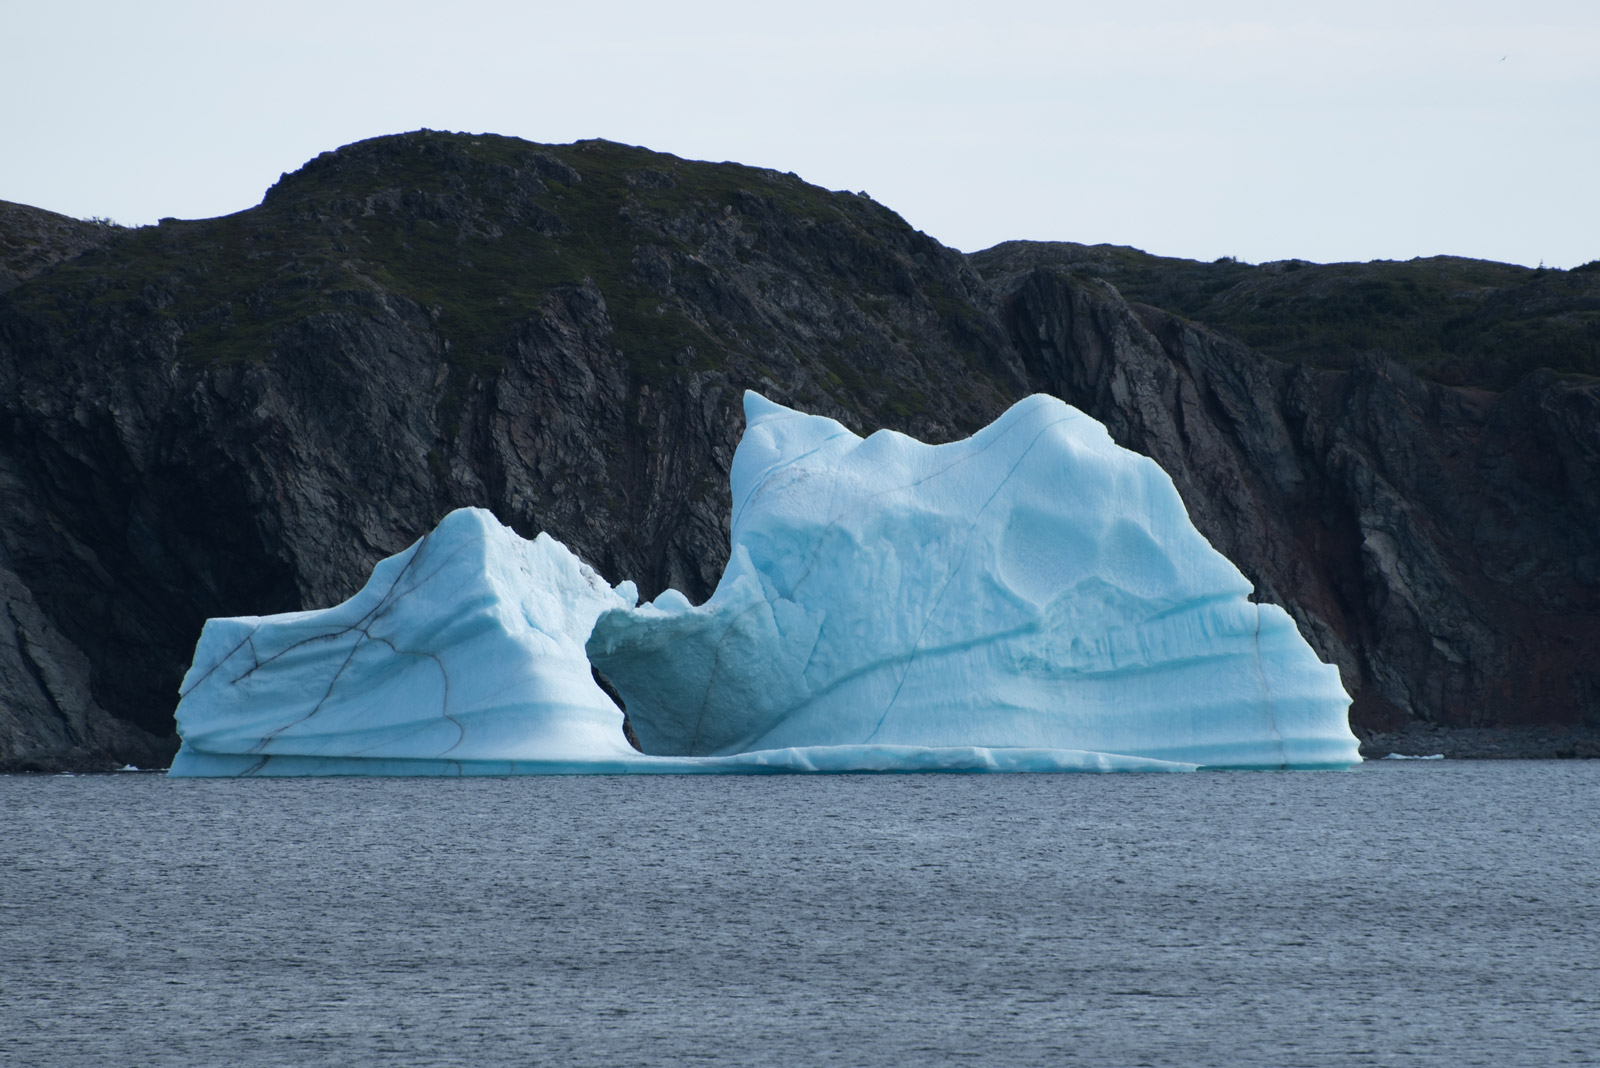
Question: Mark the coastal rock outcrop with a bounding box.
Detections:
[1,132,1595,768]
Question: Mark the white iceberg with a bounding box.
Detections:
[587,393,1359,769]
[169,507,1190,776]
[169,508,643,776]
[169,393,1358,776]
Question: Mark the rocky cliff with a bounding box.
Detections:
[2,131,1595,770]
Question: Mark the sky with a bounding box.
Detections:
[5,0,1597,267]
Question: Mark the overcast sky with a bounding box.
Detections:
[6,0,1596,267]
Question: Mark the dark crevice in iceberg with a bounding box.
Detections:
[590,665,642,751]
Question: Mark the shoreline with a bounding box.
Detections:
[7,725,1600,775]
[1358,724,1600,761]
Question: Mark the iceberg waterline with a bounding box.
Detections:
[169,393,1360,776]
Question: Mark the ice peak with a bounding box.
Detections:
[731,392,860,535]
[741,390,795,427]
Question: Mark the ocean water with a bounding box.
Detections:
[3,761,1597,1067]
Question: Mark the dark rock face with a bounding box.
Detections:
[1,131,1596,769]
[0,565,177,771]
[985,265,1600,739]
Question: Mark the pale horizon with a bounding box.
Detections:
[5,0,1596,268]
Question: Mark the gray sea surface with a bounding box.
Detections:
[3,761,1598,1067]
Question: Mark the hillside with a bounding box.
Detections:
[975,241,1600,389]
[1,130,1596,769]
[0,200,123,295]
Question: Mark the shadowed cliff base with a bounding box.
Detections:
[1362,724,1600,761]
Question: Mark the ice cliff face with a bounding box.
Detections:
[589,393,1357,769]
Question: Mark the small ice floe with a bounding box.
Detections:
[117,764,140,772]
[1382,753,1445,760]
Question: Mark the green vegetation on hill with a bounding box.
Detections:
[3,131,919,393]
[15,134,1593,398]
[0,200,122,295]
[974,242,1600,389]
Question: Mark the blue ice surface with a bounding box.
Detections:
[169,394,1359,777]
[170,509,645,776]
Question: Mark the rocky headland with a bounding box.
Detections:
[2,131,1596,770]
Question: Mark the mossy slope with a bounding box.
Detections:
[974,241,1600,389]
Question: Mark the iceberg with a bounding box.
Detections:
[169,508,643,776]
[169,393,1358,776]
[170,507,1192,775]
[588,393,1358,769]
